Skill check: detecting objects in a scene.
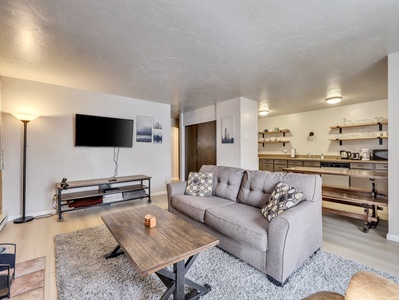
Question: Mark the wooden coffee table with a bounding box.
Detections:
[101,205,219,300]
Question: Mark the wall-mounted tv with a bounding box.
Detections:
[75,114,133,147]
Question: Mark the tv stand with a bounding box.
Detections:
[55,175,151,222]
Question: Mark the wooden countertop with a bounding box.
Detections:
[283,166,388,179]
[258,155,388,164]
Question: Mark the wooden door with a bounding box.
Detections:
[185,121,216,180]
[185,125,198,179]
[197,121,216,169]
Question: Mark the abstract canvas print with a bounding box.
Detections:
[153,116,162,144]
[136,115,152,143]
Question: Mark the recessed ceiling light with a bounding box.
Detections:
[325,97,342,104]
[258,110,269,116]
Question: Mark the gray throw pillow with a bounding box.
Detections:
[261,181,304,221]
[184,172,214,197]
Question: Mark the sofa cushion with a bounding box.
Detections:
[237,170,319,208]
[205,203,269,251]
[184,172,214,197]
[171,195,234,223]
[261,181,304,221]
[200,165,245,201]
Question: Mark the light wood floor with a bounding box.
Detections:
[0,194,398,300]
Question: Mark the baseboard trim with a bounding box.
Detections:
[386,233,399,243]
[152,191,166,196]
[8,209,55,222]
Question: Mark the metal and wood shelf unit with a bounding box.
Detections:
[329,122,388,146]
[55,175,151,222]
[258,129,290,147]
[283,166,388,233]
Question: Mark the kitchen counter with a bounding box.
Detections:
[283,166,388,179]
[258,155,388,164]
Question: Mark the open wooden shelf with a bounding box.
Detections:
[329,121,387,129]
[258,129,290,147]
[329,136,387,145]
[258,129,290,134]
[329,122,388,145]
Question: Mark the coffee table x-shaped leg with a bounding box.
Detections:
[155,253,211,300]
[105,246,212,300]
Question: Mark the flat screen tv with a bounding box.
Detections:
[75,114,133,147]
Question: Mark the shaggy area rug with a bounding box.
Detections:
[54,225,399,300]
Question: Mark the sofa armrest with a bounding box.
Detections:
[266,199,322,285]
[166,181,187,212]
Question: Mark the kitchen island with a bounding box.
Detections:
[283,166,388,233]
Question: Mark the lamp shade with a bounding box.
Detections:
[258,110,269,116]
[325,97,342,104]
[12,113,39,122]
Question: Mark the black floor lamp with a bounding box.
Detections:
[12,113,39,224]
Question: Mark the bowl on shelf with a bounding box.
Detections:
[270,137,277,141]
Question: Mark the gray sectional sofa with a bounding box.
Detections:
[166,165,322,286]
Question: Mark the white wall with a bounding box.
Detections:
[388,52,399,242]
[216,98,241,167]
[215,97,258,169]
[1,77,171,219]
[258,100,388,157]
[240,97,259,170]
[171,126,179,181]
[182,105,216,127]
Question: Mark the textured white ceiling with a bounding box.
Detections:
[1,0,399,117]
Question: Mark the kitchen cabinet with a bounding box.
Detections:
[259,158,296,172]
[258,129,290,147]
[274,159,288,172]
[288,160,303,167]
[303,161,320,167]
[329,122,388,146]
[259,159,274,172]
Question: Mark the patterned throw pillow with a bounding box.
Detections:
[261,181,304,221]
[184,172,214,197]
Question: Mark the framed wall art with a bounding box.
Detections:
[136,115,153,143]
[153,116,162,144]
[221,116,234,144]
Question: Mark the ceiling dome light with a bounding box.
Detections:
[258,110,269,116]
[325,96,342,104]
